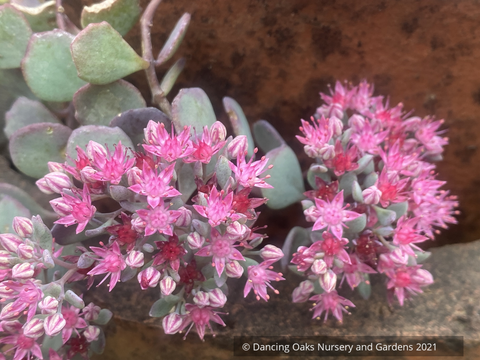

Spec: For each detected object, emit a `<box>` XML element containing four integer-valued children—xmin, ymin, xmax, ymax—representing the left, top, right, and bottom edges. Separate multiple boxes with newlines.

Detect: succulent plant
<box><xmin>0</xmin><ymin>0</ymin><xmax>305</xmax><ymax>357</ymax></box>
<box><xmin>283</xmin><ymin>80</ymin><xmax>458</xmax><ymax>322</ymax></box>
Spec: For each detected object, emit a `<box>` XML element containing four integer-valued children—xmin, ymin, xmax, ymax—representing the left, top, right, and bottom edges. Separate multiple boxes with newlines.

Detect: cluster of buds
<box><xmin>0</xmin><ymin>216</ymin><xmax>109</xmax><ymax>360</ymax></box>
<box><xmin>290</xmin><ymin>81</ymin><xmax>458</xmax><ymax>322</ymax></box>
<box><xmin>31</xmin><ymin>120</ymin><xmax>283</xmax><ymax>343</ymax></box>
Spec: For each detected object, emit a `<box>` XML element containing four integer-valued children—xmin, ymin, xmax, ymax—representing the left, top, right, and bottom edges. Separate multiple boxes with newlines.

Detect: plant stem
<box><xmin>59</xmin><ymin>268</ymin><xmax>78</xmax><ymax>285</ymax></box>
<box><xmin>55</xmin><ymin>0</ymin><xmax>66</xmax><ymax>31</ymax></box>
<box><xmin>377</xmin><ymin>234</ymin><xmax>394</xmax><ymax>250</ymax></box>
<box><xmin>53</xmin><ymin>257</ymin><xmax>77</xmax><ymax>270</ymax></box>
<box><xmin>141</xmin><ymin>0</ymin><xmax>172</xmax><ymax>118</ymax></box>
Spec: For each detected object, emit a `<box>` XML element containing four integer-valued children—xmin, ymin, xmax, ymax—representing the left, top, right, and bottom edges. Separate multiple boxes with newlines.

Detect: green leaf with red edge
<box><xmin>81</xmin><ymin>0</ymin><xmax>141</xmax><ymax>36</ymax></box>
<box><xmin>0</xmin><ymin>4</ymin><xmax>32</xmax><ymax>69</ymax></box>
<box><xmin>73</xmin><ymin>80</ymin><xmax>146</xmax><ymax>126</ymax></box>
<box><xmin>9</xmin><ymin>123</ymin><xmax>72</xmax><ymax>179</ymax></box>
<box><xmin>71</xmin><ymin>22</ymin><xmax>149</xmax><ymax>85</ymax></box>
<box><xmin>22</xmin><ymin>30</ymin><xmax>87</xmax><ymax>101</ymax></box>
<box><xmin>5</xmin><ymin>96</ymin><xmax>60</xmax><ymax>138</ymax></box>
<box><xmin>11</xmin><ymin>1</ymin><xmax>56</xmax><ymax>32</ymax></box>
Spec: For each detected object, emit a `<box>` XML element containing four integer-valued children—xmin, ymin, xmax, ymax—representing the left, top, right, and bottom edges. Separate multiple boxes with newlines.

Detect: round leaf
<box><xmin>11</xmin><ymin>1</ymin><xmax>56</xmax><ymax>32</ymax></box>
<box><xmin>73</xmin><ymin>80</ymin><xmax>146</xmax><ymax>126</ymax></box>
<box><xmin>110</xmin><ymin>107</ymin><xmax>170</xmax><ymax>150</ymax></box>
<box><xmin>71</xmin><ymin>22</ymin><xmax>149</xmax><ymax>85</ymax></box>
<box><xmin>223</xmin><ymin>97</ymin><xmax>254</xmax><ymax>157</ymax></box>
<box><xmin>261</xmin><ymin>145</ymin><xmax>305</xmax><ymax>210</ymax></box>
<box><xmin>5</xmin><ymin>96</ymin><xmax>60</xmax><ymax>138</ymax></box>
<box><xmin>66</xmin><ymin>125</ymin><xmax>134</xmax><ymax>163</ymax></box>
<box><xmin>0</xmin><ymin>194</ymin><xmax>30</xmax><ymax>233</ymax></box>
<box><xmin>9</xmin><ymin>123</ymin><xmax>72</xmax><ymax>178</ymax></box>
<box><xmin>22</xmin><ymin>30</ymin><xmax>87</xmax><ymax>101</ymax></box>
<box><xmin>81</xmin><ymin>0</ymin><xmax>141</xmax><ymax>36</ymax></box>
<box><xmin>0</xmin><ymin>183</ymin><xmax>55</xmax><ymax>221</ymax></box>
<box><xmin>171</xmin><ymin>87</ymin><xmax>216</xmax><ymax>134</ymax></box>
<box><xmin>252</xmin><ymin>120</ymin><xmax>285</xmax><ymax>154</ymax></box>
<box><xmin>0</xmin><ymin>4</ymin><xmax>32</xmax><ymax>69</ymax></box>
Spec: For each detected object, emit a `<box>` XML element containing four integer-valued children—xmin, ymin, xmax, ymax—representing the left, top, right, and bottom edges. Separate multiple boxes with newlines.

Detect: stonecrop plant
<box><xmin>0</xmin><ymin>0</ymin><xmax>294</xmax><ymax>358</ymax></box>
<box><xmin>284</xmin><ymin>81</ymin><xmax>458</xmax><ymax>322</ymax></box>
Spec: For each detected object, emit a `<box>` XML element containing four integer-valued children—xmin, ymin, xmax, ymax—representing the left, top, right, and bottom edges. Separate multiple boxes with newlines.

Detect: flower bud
<box><xmin>84</xmin><ymin>325</ymin><xmax>100</xmax><ymax>342</ymax></box>
<box><xmin>80</xmin><ymin>166</ymin><xmax>98</xmax><ymax>183</ymax></box>
<box><xmin>311</xmin><ymin>259</ymin><xmax>328</xmax><ymax>275</ymax></box>
<box><xmin>86</xmin><ymin>141</ymin><xmax>107</xmax><ymax>160</ymax></box>
<box><xmin>17</xmin><ymin>244</ymin><xmax>34</xmax><ymax>260</ymax></box>
<box><xmin>0</xmin><ymin>303</ymin><xmax>21</xmax><ymax>321</ymax></box>
<box><xmin>82</xmin><ymin>302</ymin><xmax>101</xmax><ymax>321</ymax></box>
<box><xmin>175</xmin><ymin>206</ymin><xmax>192</xmax><ymax>227</ymax></box>
<box><xmin>1</xmin><ymin>320</ymin><xmax>22</xmax><ymax>333</ymax></box>
<box><xmin>329</xmin><ymin>116</ymin><xmax>344</xmax><ymax>136</ymax></box>
<box><xmin>319</xmin><ymin>144</ymin><xmax>335</xmax><ymax>160</ymax></box>
<box><xmin>390</xmin><ymin>248</ymin><xmax>408</xmax><ymax>265</ymax></box>
<box><xmin>126</xmin><ymin>251</ymin><xmax>144</xmax><ymax>268</ymax></box>
<box><xmin>0</xmin><ymin>284</ymin><xmax>15</xmax><ymax>298</ymax></box>
<box><xmin>131</xmin><ymin>216</ymin><xmax>146</xmax><ymax>233</ymax></box>
<box><xmin>137</xmin><ymin>267</ymin><xmax>161</xmax><ymax>290</ymax></box>
<box><xmin>319</xmin><ymin>269</ymin><xmax>337</xmax><ymax>293</ymax></box>
<box><xmin>49</xmin><ymin>198</ymin><xmax>72</xmax><ymax>217</ymax></box>
<box><xmin>12</xmin><ymin>263</ymin><xmax>34</xmax><ymax>279</ymax></box>
<box><xmin>0</xmin><ymin>233</ymin><xmax>23</xmax><ymax>253</ymax></box>
<box><xmin>35</xmin><ymin>178</ymin><xmax>55</xmax><ymax>194</ymax></box>
<box><xmin>65</xmin><ymin>290</ymin><xmax>85</xmax><ymax>309</ymax></box>
<box><xmin>48</xmin><ymin>162</ymin><xmax>65</xmax><ymax>173</ymax></box>
<box><xmin>162</xmin><ymin>313</ymin><xmax>183</xmax><ymax>334</ymax></box>
<box><xmin>44</xmin><ymin>314</ymin><xmax>66</xmax><ymax>337</ymax></box>
<box><xmin>260</xmin><ymin>245</ymin><xmax>284</xmax><ymax>262</ymax></box>
<box><xmin>23</xmin><ymin>318</ymin><xmax>44</xmax><ymax>339</ymax></box>
<box><xmin>12</xmin><ymin>217</ymin><xmax>33</xmax><ymax>238</ymax></box>
<box><xmin>127</xmin><ymin>167</ymin><xmax>142</xmax><ymax>186</ymax></box>
<box><xmin>44</xmin><ymin>172</ymin><xmax>72</xmax><ymax>193</ymax></box>
<box><xmin>0</xmin><ymin>250</ymin><xmax>13</xmax><ymax>269</ymax></box>
<box><xmin>39</xmin><ymin>296</ymin><xmax>59</xmax><ymax>315</ymax></box>
<box><xmin>227</xmin><ymin>221</ymin><xmax>248</xmax><ymax>239</ymax></box>
<box><xmin>412</xmin><ymin>268</ymin><xmax>434</xmax><ymax>285</ymax></box>
<box><xmin>227</xmin><ymin>135</ymin><xmax>248</xmax><ymax>158</ymax></box>
<box><xmin>193</xmin><ymin>291</ymin><xmax>210</xmax><ymax>307</ymax></box>
<box><xmin>292</xmin><ymin>280</ymin><xmax>314</xmax><ymax>303</ymax></box>
<box><xmin>348</xmin><ymin>114</ymin><xmax>365</xmax><ymax>130</ymax></box>
<box><xmin>362</xmin><ymin>186</ymin><xmax>382</xmax><ymax>205</ymax></box>
<box><xmin>226</xmin><ymin>260</ymin><xmax>244</xmax><ymax>278</ymax></box>
<box><xmin>187</xmin><ymin>232</ymin><xmax>205</xmax><ymax>249</ymax></box>
<box><xmin>210</xmin><ymin>121</ymin><xmax>227</xmax><ymax>144</ymax></box>
<box><xmin>208</xmin><ymin>289</ymin><xmax>227</xmax><ymax>308</ymax></box>
<box><xmin>160</xmin><ymin>276</ymin><xmax>176</xmax><ymax>296</ymax></box>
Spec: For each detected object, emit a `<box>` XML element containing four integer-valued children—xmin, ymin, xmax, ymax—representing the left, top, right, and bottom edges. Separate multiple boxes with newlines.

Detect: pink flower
<box><xmin>180</xmin><ymin>304</ymin><xmax>226</xmax><ymax>340</ymax></box>
<box><xmin>386</xmin><ymin>266</ymin><xmax>433</xmax><ymax>306</ymax></box>
<box><xmin>136</xmin><ymin>203</ymin><xmax>182</xmax><ymax>236</ymax></box>
<box><xmin>184</xmin><ymin>124</ymin><xmax>226</xmax><ymax>164</ymax></box>
<box><xmin>229</xmin><ymin>152</ymin><xmax>273</xmax><ymax>189</ymax></box>
<box><xmin>317</xmin><ymin>81</ymin><xmax>353</xmax><ymax>118</ymax></box>
<box><xmin>392</xmin><ymin>217</ymin><xmax>428</xmax><ymax>256</ymax></box>
<box><xmin>193</xmin><ymin>187</ymin><xmax>242</xmax><ymax>227</ymax></box>
<box><xmin>195</xmin><ymin>228</ymin><xmax>245</xmax><ymax>277</ymax></box>
<box><xmin>244</xmin><ymin>260</ymin><xmax>285</xmax><ymax>301</ymax></box>
<box><xmin>376</xmin><ymin>169</ymin><xmax>408</xmax><ymax>207</ymax></box>
<box><xmin>0</xmin><ymin>325</ymin><xmax>43</xmax><ymax>360</ymax></box>
<box><xmin>296</xmin><ymin>116</ymin><xmax>333</xmax><ymax>158</ymax></box>
<box><xmin>305</xmin><ymin>190</ymin><xmax>361</xmax><ymax>240</ymax></box>
<box><xmin>88</xmin><ymin>241</ymin><xmax>126</xmax><ymax>292</ymax></box>
<box><xmin>51</xmin><ymin>186</ymin><xmax>96</xmax><ymax>234</ymax></box>
<box><xmin>317</xmin><ymin>232</ymin><xmax>351</xmax><ymax>267</ymax></box>
<box><xmin>128</xmin><ymin>162</ymin><xmax>181</xmax><ymax>208</ymax></box>
<box><xmin>60</xmin><ymin>304</ymin><xmax>88</xmax><ymax>344</ymax></box>
<box><xmin>342</xmin><ymin>255</ymin><xmax>376</xmax><ymax>290</ymax></box>
<box><xmin>153</xmin><ymin>234</ymin><xmax>186</xmax><ymax>272</ymax></box>
<box><xmin>350</xmin><ymin>118</ymin><xmax>388</xmax><ymax>154</ymax></box>
<box><xmin>415</xmin><ymin>118</ymin><xmax>448</xmax><ymax>156</ymax></box>
<box><xmin>143</xmin><ymin>121</ymin><xmax>194</xmax><ymax>162</ymax></box>
<box><xmin>137</xmin><ymin>267</ymin><xmax>161</xmax><ymax>290</ymax></box>
<box><xmin>85</xmin><ymin>141</ymin><xmax>134</xmax><ymax>184</ymax></box>
<box><xmin>309</xmin><ymin>290</ymin><xmax>355</xmax><ymax>322</ymax></box>
<box><xmin>324</xmin><ymin>140</ymin><xmax>359</xmax><ymax>176</ymax></box>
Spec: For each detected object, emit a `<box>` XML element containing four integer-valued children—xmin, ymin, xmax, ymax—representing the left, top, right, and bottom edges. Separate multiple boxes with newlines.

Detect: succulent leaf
<box><xmin>252</xmin><ymin>120</ymin><xmax>285</xmax><ymax>153</ymax></box>
<box><xmin>149</xmin><ymin>297</ymin><xmax>177</xmax><ymax>318</ymax></box>
<box><xmin>157</xmin><ymin>13</ymin><xmax>191</xmax><ymax>65</ymax></box>
<box><xmin>261</xmin><ymin>145</ymin><xmax>305</xmax><ymax>209</ymax></box>
<box><xmin>0</xmin><ymin>4</ymin><xmax>32</xmax><ymax>69</ymax></box>
<box><xmin>81</xmin><ymin>0</ymin><xmax>141</xmax><ymax>36</ymax></box>
<box><xmin>22</xmin><ymin>30</ymin><xmax>87</xmax><ymax>101</ymax></box>
<box><xmin>0</xmin><ymin>194</ymin><xmax>30</xmax><ymax>233</ymax></box>
<box><xmin>5</xmin><ymin>96</ymin><xmax>60</xmax><ymax>138</ymax></box>
<box><xmin>9</xmin><ymin>123</ymin><xmax>72</xmax><ymax>178</ymax></box>
<box><xmin>11</xmin><ymin>1</ymin><xmax>56</xmax><ymax>32</ymax></box>
<box><xmin>171</xmin><ymin>87</ymin><xmax>216</xmax><ymax>134</ymax></box>
<box><xmin>280</xmin><ymin>226</ymin><xmax>309</xmax><ymax>270</ymax></box>
<box><xmin>160</xmin><ymin>57</ymin><xmax>185</xmax><ymax>96</ymax></box>
<box><xmin>73</xmin><ymin>80</ymin><xmax>146</xmax><ymax>126</ymax></box>
<box><xmin>0</xmin><ymin>183</ymin><xmax>55</xmax><ymax>221</ymax></box>
<box><xmin>71</xmin><ymin>22</ymin><xmax>149</xmax><ymax>84</ymax></box>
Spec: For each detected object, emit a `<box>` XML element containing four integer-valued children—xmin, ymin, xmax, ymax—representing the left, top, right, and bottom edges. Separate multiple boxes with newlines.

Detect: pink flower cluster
<box><xmin>0</xmin><ymin>216</ymin><xmax>106</xmax><ymax>360</ymax></box>
<box><xmin>32</xmin><ymin>120</ymin><xmax>283</xmax><ymax>342</ymax></box>
<box><xmin>291</xmin><ymin>81</ymin><xmax>458</xmax><ymax>321</ymax></box>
